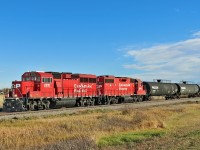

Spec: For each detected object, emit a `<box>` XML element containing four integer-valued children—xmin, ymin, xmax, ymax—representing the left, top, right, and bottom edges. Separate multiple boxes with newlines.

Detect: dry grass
<box><xmin>0</xmin><ymin>102</ymin><xmax>200</xmax><ymax>149</ymax></box>
<box><xmin>129</xmin><ymin>104</ymin><xmax>200</xmax><ymax>150</ymax></box>
<box><xmin>0</xmin><ymin>95</ymin><xmax>4</xmax><ymax>108</ymax></box>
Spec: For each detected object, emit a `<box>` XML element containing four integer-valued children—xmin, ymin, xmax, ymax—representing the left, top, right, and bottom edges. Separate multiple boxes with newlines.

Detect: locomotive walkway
<box><xmin>0</xmin><ymin>98</ymin><xmax>200</xmax><ymax>120</ymax></box>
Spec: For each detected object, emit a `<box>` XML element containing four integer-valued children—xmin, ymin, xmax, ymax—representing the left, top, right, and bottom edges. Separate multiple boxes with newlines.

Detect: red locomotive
<box><xmin>97</xmin><ymin>75</ymin><xmax>146</xmax><ymax>104</ymax></box>
<box><xmin>3</xmin><ymin>71</ymin><xmax>147</xmax><ymax>111</ymax></box>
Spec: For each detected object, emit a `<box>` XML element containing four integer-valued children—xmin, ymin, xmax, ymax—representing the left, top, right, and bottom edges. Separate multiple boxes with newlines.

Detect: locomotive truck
<box><xmin>3</xmin><ymin>71</ymin><xmax>200</xmax><ymax>112</ymax></box>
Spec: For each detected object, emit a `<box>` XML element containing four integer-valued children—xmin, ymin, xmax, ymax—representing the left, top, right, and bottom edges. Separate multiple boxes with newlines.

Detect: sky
<box><xmin>0</xmin><ymin>0</ymin><xmax>200</xmax><ymax>88</ymax></box>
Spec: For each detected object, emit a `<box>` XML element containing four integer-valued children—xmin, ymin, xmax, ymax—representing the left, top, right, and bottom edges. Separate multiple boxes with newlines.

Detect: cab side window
<box><xmin>42</xmin><ymin>77</ymin><xmax>52</xmax><ymax>83</ymax></box>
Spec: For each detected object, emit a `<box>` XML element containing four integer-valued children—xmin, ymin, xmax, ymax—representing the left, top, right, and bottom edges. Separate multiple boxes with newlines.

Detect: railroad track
<box><xmin>0</xmin><ymin>98</ymin><xmax>200</xmax><ymax>120</ymax></box>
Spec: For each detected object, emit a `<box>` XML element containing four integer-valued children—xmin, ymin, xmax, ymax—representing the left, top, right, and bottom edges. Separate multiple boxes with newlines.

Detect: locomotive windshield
<box><xmin>22</xmin><ymin>76</ymin><xmax>40</xmax><ymax>82</ymax></box>
<box><xmin>22</xmin><ymin>72</ymin><xmax>41</xmax><ymax>82</ymax></box>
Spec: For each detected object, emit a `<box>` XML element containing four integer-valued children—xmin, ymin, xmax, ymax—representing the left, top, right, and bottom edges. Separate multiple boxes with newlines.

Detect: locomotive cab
<box><xmin>133</xmin><ymin>79</ymin><xmax>146</xmax><ymax>95</ymax></box>
<box><xmin>10</xmin><ymin>72</ymin><xmax>54</xmax><ymax>99</ymax></box>
<box><xmin>4</xmin><ymin>71</ymin><xmax>54</xmax><ymax>111</ymax></box>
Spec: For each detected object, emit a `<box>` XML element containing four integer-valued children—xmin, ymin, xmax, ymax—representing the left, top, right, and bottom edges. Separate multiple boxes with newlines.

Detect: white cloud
<box><xmin>193</xmin><ymin>31</ymin><xmax>200</xmax><ymax>37</ymax></box>
<box><xmin>123</xmin><ymin>32</ymin><xmax>200</xmax><ymax>82</ymax></box>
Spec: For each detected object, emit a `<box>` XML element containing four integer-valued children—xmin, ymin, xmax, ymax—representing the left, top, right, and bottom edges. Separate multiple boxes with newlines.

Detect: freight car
<box><xmin>143</xmin><ymin>80</ymin><xmax>179</xmax><ymax>100</ymax></box>
<box><xmin>176</xmin><ymin>81</ymin><xmax>200</xmax><ymax>98</ymax></box>
<box><xmin>3</xmin><ymin>71</ymin><xmax>147</xmax><ymax>112</ymax></box>
<box><xmin>143</xmin><ymin>80</ymin><xmax>200</xmax><ymax>100</ymax></box>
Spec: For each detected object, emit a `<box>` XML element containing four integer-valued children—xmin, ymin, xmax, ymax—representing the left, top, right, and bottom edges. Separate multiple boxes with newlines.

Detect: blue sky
<box><xmin>0</xmin><ymin>0</ymin><xmax>200</xmax><ymax>88</ymax></box>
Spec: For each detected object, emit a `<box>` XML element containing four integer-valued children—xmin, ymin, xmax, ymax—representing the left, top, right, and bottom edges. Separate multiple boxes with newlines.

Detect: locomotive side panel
<box><xmin>97</xmin><ymin>75</ymin><xmax>115</xmax><ymax>96</ymax></box>
<box><xmin>97</xmin><ymin>76</ymin><xmax>135</xmax><ymax>97</ymax></box>
<box><xmin>117</xmin><ymin>77</ymin><xmax>134</xmax><ymax>96</ymax></box>
<box><xmin>71</xmin><ymin>74</ymin><xmax>97</xmax><ymax>97</ymax></box>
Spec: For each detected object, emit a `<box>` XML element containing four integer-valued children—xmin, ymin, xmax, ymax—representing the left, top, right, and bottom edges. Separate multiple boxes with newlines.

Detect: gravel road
<box><xmin>0</xmin><ymin>98</ymin><xmax>200</xmax><ymax>120</ymax></box>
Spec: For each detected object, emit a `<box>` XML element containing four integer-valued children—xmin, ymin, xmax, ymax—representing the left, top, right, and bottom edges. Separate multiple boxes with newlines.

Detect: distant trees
<box><xmin>0</xmin><ymin>88</ymin><xmax>10</xmax><ymax>95</ymax></box>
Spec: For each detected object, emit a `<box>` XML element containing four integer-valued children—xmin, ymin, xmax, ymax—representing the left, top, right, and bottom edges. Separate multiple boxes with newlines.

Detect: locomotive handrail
<box><xmin>15</xmin><ymin>87</ymin><xmax>23</xmax><ymax>98</ymax></box>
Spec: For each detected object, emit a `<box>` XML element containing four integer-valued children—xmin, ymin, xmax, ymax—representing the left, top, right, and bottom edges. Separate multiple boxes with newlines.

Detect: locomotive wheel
<box><xmin>30</xmin><ymin>101</ymin><xmax>37</xmax><ymax>111</ymax></box>
<box><xmin>91</xmin><ymin>98</ymin><xmax>95</xmax><ymax>106</ymax></box>
<box><xmin>90</xmin><ymin>100</ymin><xmax>94</xmax><ymax>106</ymax></box>
<box><xmin>118</xmin><ymin>97</ymin><xmax>125</xmax><ymax>103</ymax></box>
<box><xmin>76</xmin><ymin>99</ymin><xmax>82</xmax><ymax>107</ymax></box>
<box><xmin>42</xmin><ymin>101</ymin><xmax>50</xmax><ymax>110</ymax></box>
<box><xmin>133</xmin><ymin>97</ymin><xmax>137</xmax><ymax>102</ymax></box>
<box><xmin>113</xmin><ymin>98</ymin><xmax>118</xmax><ymax>104</ymax></box>
<box><xmin>97</xmin><ymin>99</ymin><xmax>102</xmax><ymax>105</ymax></box>
<box><xmin>43</xmin><ymin>101</ymin><xmax>49</xmax><ymax>110</ymax></box>
<box><xmin>106</xmin><ymin>99</ymin><xmax>111</xmax><ymax>105</ymax></box>
<box><xmin>29</xmin><ymin>103</ymin><xmax>34</xmax><ymax>110</ymax></box>
<box><xmin>86</xmin><ymin>99</ymin><xmax>90</xmax><ymax>106</ymax></box>
<box><xmin>77</xmin><ymin>101</ymin><xmax>81</xmax><ymax>107</ymax></box>
<box><xmin>147</xmin><ymin>96</ymin><xmax>151</xmax><ymax>101</ymax></box>
<box><xmin>138</xmin><ymin>96</ymin><xmax>143</xmax><ymax>102</ymax></box>
<box><xmin>42</xmin><ymin>105</ymin><xmax>46</xmax><ymax>110</ymax></box>
<box><xmin>115</xmin><ymin>98</ymin><xmax>119</xmax><ymax>104</ymax></box>
<box><xmin>45</xmin><ymin>101</ymin><xmax>50</xmax><ymax>110</ymax></box>
<box><xmin>81</xmin><ymin>100</ymin><xmax>85</xmax><ymax>107</ymax></box>
<box><xmin>110</xmin><ymin>98</ymin><xmax>116</xmax><ymax>104</ymax></box>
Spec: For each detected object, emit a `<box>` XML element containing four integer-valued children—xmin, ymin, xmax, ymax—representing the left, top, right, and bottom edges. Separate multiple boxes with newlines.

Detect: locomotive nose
<box><xmin>3</xmin><ymin>98</ymin><xmax>25</xmax><ymax>112</ymax></box>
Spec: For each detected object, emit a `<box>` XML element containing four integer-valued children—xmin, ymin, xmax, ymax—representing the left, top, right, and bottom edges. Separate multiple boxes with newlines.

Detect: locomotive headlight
<box><xmin>14</xmin><ymin>94</ymin><xmax>17</xmax><ymax>98</ymax></box>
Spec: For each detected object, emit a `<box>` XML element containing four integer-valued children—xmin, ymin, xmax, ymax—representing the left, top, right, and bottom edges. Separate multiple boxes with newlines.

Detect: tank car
<box><xmin>176</xmin><ymin>82</ymin><xmax>199</xmax><ymax>98</ymax></box>
<box><xmin>143</xmin><ymin>80</ymin><xmax>179</xmax><ymax>100</ymax></box>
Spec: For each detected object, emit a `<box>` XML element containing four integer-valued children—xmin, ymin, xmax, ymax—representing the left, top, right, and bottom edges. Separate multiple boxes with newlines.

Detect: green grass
<box><xmin>184</xmin><ymin>130</ymin><xmax>200</xmax><ymax>137</ymax></box>
<box><xmin>98</xmin><ymin>130</ymin><xmax>165</xmax><ymax>147</ymax></box>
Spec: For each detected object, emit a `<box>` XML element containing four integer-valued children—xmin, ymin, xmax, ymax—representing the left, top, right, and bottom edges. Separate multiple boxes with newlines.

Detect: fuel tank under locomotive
<box><xmin>143</xmin><ymin>82</ymin><xmax>179</xmax><ymax>99</ymax></box>
<box><xmin>176</xmin><ymin>83</ymin><xmax>199</xmax><ymax>97</ymax></box>
<box><xmin>49</xmin><ymin>98</ymin><xmax>77</xmax><ymax>108</ymax></box>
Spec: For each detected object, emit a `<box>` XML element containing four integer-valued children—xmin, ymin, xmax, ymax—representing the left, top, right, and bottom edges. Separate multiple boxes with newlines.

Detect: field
<box><xmin>0</xmin><ymin>101</ymin><xmax>200</xmax><ymax>150</ymax></box>
<box><xmin>0</xmin><ymin>95</ymin><xmax>4</xmax><ymax>108</ymax></box>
